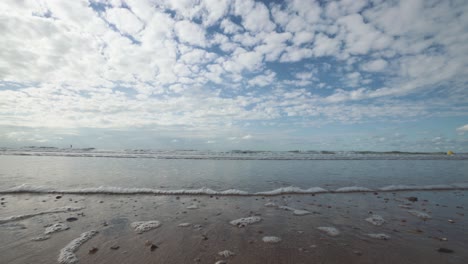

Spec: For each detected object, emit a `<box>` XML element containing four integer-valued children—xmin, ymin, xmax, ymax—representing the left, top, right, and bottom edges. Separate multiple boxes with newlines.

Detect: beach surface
<box><xmin>1</xmin><ymin>190</ymin><xmax>467</xmax><ymax>264</ymax></box>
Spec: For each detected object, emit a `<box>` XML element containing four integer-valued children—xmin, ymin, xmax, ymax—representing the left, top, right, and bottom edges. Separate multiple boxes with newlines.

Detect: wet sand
<box><xmin>1</xmin><ymin>190</ymin><xmax>467</xmax><ymax>264</ymax></box>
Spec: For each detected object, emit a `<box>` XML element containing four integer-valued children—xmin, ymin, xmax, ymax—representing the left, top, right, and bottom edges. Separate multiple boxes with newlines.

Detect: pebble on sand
<box><xmin>367</xmin><ymin>233</ymin><xmax>390</xmax><ymax>240</ymax></box>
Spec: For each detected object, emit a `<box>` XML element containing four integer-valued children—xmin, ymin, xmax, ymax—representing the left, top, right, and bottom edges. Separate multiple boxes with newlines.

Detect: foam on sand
<box><xmin>365</xmin><ymin>214</ymin><xmax>385</xmax><ymax>226</ymax></box>
<box><xmin>367</xmin><ymin>233</ymin><xmax>391</xmax><ymax>240</ymax></box>
<box><xmin>229</xmin><ymin>216</ymin><xmax>262</xmax><ymax>227</ymax></box>
<box><xmin>262</xmin><ymin>236</ymin><xmax>282</xmax><ymax>243</ymax></box>
<box><xmin>218</xmin><ymin>250</ymin><xmax>235</xmax><ymax>258</ymax></box>
<box><xmin>186</xmin><ymin>204</ymin><xmax>199</xmax><ymax>209</ymax></box>
<box><xmin>407</xmin><ymin>210</ymin><xmax>431</xmax><ymax>220</ymax></box>
<box><xmin>178</xmin><ymin>223</ymin><xmax>191</xmax><ymax>227</ymax></box>
<box><xmin>131</xmin><ymin>221</ymin><xmax>161</xmax><ymax>233</ymax></box>
<box><xmin>0</xmin><ymin>206</ymin><xmax>84</xmax><ymax>224</ymax></box>
<box><xmin>58</xmin><ymin>230</ymin><xmax>98</xmax><ymax>264</ymax></box>
<box><xmin>31</xmin><ymin>235</ymin><xmax>51</xmax><ymax>241</ymax></box>
<box><xmin>317</xmin><ymin>227</ymin><xmax>340</xmax><ymax>236</ymax></box>
<box><xmin>278</xmin><ymin>206</ymin><xmax>311</xmax><ymax>216</ymax></box>
<box><xmin>45</xmin><ymin>223</ymin><xmax>70</xmax><ymax>235</ymax></box>
<box><xmin>264</xmin><ymin>202</ymin><xmax>277</xmax><ymax>207</ymax></box>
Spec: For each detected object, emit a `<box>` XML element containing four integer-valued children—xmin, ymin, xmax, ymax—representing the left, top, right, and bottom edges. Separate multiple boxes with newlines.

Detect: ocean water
<box><xmin>1</xmin><ymin>148</ymin><xmax>467</xmax><ymax>194</ymax></box>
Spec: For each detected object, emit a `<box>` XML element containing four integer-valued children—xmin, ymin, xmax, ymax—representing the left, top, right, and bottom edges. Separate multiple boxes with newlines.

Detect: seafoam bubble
<box><xmin>31</xmin><ymin>235</ymin><xmax>51</xmax><ymax>241</ymax></box>
<box><xmin>367</xmin><ymin>233</ymin><xmax>390</xmax><ymax>240</ymax></box>
<box><xmin>229</xmin><ymin>216</ymin><xmax>262</xmax><ymax>227</ymax></box>
<box><xmin>58</xmin><ymin>230</ymin><xmax>98</xmax><ymax>264</ymax></box>
<box><xmin>131</xmin><ymin>221</ymin><xmax>161</xmax><ymax>233</ymax></box>
<box><xmin>262</xmin><ymin>236</ymin><xmax>282</xmax><ymax>243</ymax></box>
<box><xmin>278</xmin><ymin>206</ymin><xmax>311</xmax><ymax>216</ymax></box>
<box><xmin>407</xmin><ymin>210</ymin><xmax>431</xmax><ymax>220</ymax></box>
<box><xmin>317</xmin><ymin>227</ymin><xmax>340</xmax><ymax>236</ymax></box>
<box><xmin>365</xmin><ymin>214</ymin><xmax>385</xmax><ymax>226</ymax></box>
<box><xmin>45</xmin><ymin>223</ymin><xmax>69</xmax><ymax>235</ymax></box>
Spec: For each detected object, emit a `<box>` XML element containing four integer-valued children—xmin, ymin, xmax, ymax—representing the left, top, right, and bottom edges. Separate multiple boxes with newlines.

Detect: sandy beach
<box><xmin>1</xmin><ymin>190</ymin><xmax>467</xmax><ymax>264</ymax></box>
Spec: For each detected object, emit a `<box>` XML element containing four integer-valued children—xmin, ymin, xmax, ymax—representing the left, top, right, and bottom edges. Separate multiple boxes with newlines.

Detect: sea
<box><xmin>1</xmin><ymin>147</ymin><xmax>467</xmax><ymax>195</ymax></box>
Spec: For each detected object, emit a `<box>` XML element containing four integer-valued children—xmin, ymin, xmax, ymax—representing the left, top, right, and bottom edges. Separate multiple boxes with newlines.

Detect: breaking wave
<box><xmin>1</xmin><ymin>183</ymin><xmax>467</xmax><ymax>197</ymax></box>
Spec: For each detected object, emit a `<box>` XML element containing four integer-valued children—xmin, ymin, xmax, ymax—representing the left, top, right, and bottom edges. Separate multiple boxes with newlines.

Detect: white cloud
<box><xmin>105</xmin><ymin>7</ymin><xmax>144</xmax><ymax>36</ymax></box>
<box><xmin>234</xmin><ymin>0</ymin><xmax>275</xmax><ymax>33</ymax></box>
<box><xmin>361</xmin><ymin>59</ymin><xmax>388</xmax><ymax>72</ymax></box>
<box><xmin>174</xmin><ymin>20</ymin><xmax>207</xmax><ymax>47</ymax></box>
<box><xmin>457</xmin><ymin>124</ymin><xmax>468</xmax><ymax>133</ymax></box>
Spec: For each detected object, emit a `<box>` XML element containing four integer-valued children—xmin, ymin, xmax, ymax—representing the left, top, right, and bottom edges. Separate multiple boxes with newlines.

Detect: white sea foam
<box><xmin>264</xmin><ymin>202</ymin><xmax>277</xmax><ymax>207</ymax></box>
<box><xmin>178</xmin><ymin>223</ymin><xmax>191</xmax><ymax>227</ymax></box>
<box><xmin>58</xmin><ymin>230</ymin><xmax>98</xmax><ymax>264</ymax></box>
<box><xmin>31</xmin><ymin>235</ymin><xmax>51</xmax><ymax>241</ymax></box>
<box><xmin>45</xmin><ymin>223</ymin><xmax>69</xmax><ymax>235</ymax></box>
<box><xmin>407</xmin><ymin>210</ymin><xmax>431</xmax><ymax>220</ymax></box>
<box><xmin>0</xmin><ymin>206</ymin><xmax>84</xmax><ymax>224</ymax></box>
<box><xmin>1</xmin><ymin>183</ymin><xmax>467</xmax><ymax>197</ymax></box>
<box><xmin>230</xmin><ymin>216</ymin><xmax>262</xmax><ymax>227</ymax></box>
<box><xmin>317</xmin><ymin>227</ymin><xmax>340</xmax><ymax>236</ymax></box>
<box><xmin>186</xmin><ymin>204</ymin><xmax>199</xmax><ymax>209</ymax></box>
<box><xmin>218</xmin><ymin>250</ymin><xmax>235</xmax><ymax>257</ymax></box>
<box><xmin>335</xmin><ymin>186</ymin><xmax>373</xmax><ymax>192</ymax></box>
<box><xmin>367</xmin><ymin>233</ymin><xmax>390</xmax><ymax>240</ymax></box>
<box><xmin>256</xmin><ymin>186</ymin><xmax>328</xmax><ymax>195</ymax></box>
<box><xmin>365</xmin><ymin>215</ymin><xmax>385</xmax><ymax>226</ymax></box>
<box><xmin>278</xmin><ymin>206</ymin><xmax>310</xmax><ymax>216</ymax></box>
<box><xmin>131</xmin><ymin>221</ymin><xmax>161</xmax><ymax>233</ymax></box>
<box><xmin>262</xmin><ymin>236</ymin><xmax>282</xmax><ymax>243</ymax></box>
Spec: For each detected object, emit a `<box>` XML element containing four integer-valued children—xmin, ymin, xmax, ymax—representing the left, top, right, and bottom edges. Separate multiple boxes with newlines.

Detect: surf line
<box><xmin>1</xmin><ymin>184</ymin><xmax>467</xmax><ymax>197</ymax></box>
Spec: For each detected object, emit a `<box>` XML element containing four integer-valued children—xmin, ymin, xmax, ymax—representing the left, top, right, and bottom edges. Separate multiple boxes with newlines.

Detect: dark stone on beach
<box><xmin>438</xmin><ymin>248</ymin><xmax>454</xmax><ymax>253</ymax></box>
<box><xmin>88</xmin><ymin>247</ymin><xmax>98</xmax><ymax>254</ymax></box>
<box><xmin>66</xmin><ymin>217</ymin><xmax>78</xmax><ymax>222</ymax></box>
<box><xmin>407</xmin><ymin>197</ymin><xmax>418</xmax><ymax>202</ymax></box>
<box><xmin>56</xmin><ymin>195</ymin><xmax>62</xmax><ymax>199</ymax></box>
<box><xmin>150</xmin><ymin>244</ymin><xmax>158</xmax><ymax>251</ymax></box>
<box><xmin>202</xmin><ymin>235</ymin><xmax>208</xmax><ymax>240</ymax></box>
<box><xmin>110</xmin><ymin>245</ymin><xmax>120</xmax><ymax>250</ymax></box>
<box><xmin>353</xmin><ymin>250</ymin><xmax>363</xmax><ymax>256</ymax></box>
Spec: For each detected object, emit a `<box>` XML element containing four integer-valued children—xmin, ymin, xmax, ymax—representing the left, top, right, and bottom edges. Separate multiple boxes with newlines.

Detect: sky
<box><xmin>0</xmin><ymin>0</ymin><xmax>467</xmax><ymax>152</ymax></box>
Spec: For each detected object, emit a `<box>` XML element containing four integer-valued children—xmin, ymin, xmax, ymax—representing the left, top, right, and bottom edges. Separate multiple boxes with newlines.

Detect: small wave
<box><xmin>1</xmin><ymin>183</ymin><xmax>467</xmax><ymax>197</ymax></box>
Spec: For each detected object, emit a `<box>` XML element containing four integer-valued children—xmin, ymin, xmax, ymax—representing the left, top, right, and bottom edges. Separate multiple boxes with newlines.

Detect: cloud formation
<box><xmin>0</xmin><ymin>0</ymin><xmax>467</xmax><ymax>150</ymax></box>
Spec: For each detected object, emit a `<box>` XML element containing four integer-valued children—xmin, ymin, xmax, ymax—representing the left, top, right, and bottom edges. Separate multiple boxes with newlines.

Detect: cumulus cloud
<box><xmin>361</xmin><ymin>59</ymin><xmax>388</xmax><ymax>72</ymax></box>
<box><xmin>457</xmin><ymin>125</ymin><xmax>468</xmax><ymax>133</ymax></box>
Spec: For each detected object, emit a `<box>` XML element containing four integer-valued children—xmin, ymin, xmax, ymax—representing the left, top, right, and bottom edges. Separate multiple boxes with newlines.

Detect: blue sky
<box><xmin>0</xmin><ymin>0</ymin><xmax>467</xmax><ymax>151</ymax></box>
